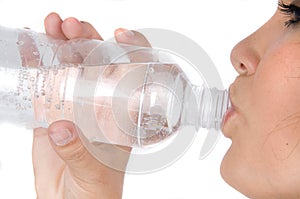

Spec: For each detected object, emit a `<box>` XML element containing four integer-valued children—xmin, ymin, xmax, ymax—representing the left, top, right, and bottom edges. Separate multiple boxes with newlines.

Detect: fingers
<box><xmin>114</xmin><ymin>28</ymin><xmax>153</xmax><ymax>63</ymax></box>
<box><xmin>61</xmin><ymin>18</ymin><xmax>103</xmax><ymax>40</ymax></box>
<box><xmin>115</xmin><ymin>28</ymin><xmax>151</xmax><ymax>47</ymax></box>
<box><xmin>44</xmin><ymin>12</ymin><xmax>104</xmax><ymax>65</ymax></box>
<box><xmin>45</xmin><ymin>13</ymin><xmax>149</xmax><ymax>47</ymax></box>
<box><xmin>44</xmin><ymin>12</ymin><xmax>68</xmax><ymax>40</ymax></box>
<box><xmin>45</xmin><ymin>12</ymin><xmax>103</xmax><ymax>40</ymax></box>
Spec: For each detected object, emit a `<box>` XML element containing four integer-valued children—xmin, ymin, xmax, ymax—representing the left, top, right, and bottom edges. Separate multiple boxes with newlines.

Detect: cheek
<box><xmin>250</xmin><ymin>44</ymin><xmax>300</xmax><ymax>131</ymax></box>
<box><xmin>252</xmin><ymin>44</ymin><xmax>300</xmax><ymax>155</ymax></box>
<box><xmin>265</xmin><ymin>121</ymin><xmax>300</xmax><ymax>160</ymax></box>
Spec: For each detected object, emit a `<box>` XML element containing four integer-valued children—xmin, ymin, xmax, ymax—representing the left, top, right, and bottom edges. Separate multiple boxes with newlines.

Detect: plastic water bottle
<box><xmin>0</xmin><ymin>25</ymin><xmax>230</xmax><ymax>149</ymax></box>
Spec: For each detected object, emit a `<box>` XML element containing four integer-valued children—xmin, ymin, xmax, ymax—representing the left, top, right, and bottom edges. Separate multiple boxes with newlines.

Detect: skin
<box><xmin>32</xmin><ymin>12</ymin><xmax>151</xmax><ymax>199</ymax></box>
<box><xmin>221</xmin><ymin>0</ymin><xmax>300</xmax><ymax>198</ymax></box>
<box><xmin>34</xmin><ymin>0</ymin><xmax>300</xmax><ymax>198</ymax></box>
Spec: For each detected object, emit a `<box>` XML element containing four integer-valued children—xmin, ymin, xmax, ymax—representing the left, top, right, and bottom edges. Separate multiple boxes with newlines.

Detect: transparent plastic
<box><xmin>0</xmin><ymin>26</ymin><xmax>230</xmax><ymax>149</ymax></box>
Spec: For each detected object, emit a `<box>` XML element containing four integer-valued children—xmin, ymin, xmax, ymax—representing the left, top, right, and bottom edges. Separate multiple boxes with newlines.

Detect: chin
<box><xmin>220</xmin><ymin>145</ymin><xmax>252</xmax><ymax>198</ymax></box>
<box><xmin>220</xmin><ymin>146</ymin><xmax>277</xmax><ymax>199</ymax></box>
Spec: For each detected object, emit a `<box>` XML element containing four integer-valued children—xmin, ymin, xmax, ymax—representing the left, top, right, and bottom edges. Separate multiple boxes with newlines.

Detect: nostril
<box><xmin>238</xmin><ymin>63</ymin><xmax>248</xmax><ymax>75</ymax></box>
<box><xmin>230</xmin><ymin>35</ymin><xmax>260</xmax><ymax>76</ymax></box>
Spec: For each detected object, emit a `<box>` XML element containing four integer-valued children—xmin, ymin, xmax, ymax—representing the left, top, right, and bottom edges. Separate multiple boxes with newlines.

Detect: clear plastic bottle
<box><xmin>0</xmin><ymin>25</ymin><xmax>230</xmax><ymax>149</ymax></box>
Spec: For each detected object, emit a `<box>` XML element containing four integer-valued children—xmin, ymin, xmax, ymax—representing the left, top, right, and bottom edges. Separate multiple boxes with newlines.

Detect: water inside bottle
<box><xmin>70</xmin><ymin>63</ymin><xmax>184</xmax><ymax>147</ymax></box>
<box><xmin>0</xmin><ymin>63</ymin><xmax>188</xmax><ymax>147</ymax></box>
<box><xmin>0</xmin><ymin>66</ymin><xmax>35</xmax><ymax>125</ymax></box>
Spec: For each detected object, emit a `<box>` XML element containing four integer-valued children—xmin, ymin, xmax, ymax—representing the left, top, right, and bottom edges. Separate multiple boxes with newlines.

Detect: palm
<box><xmin>32</xmin><ymin>128</ymin><xmax>97</xmax><ymax>198</ymax></box>
<box><xmin>33</xmin><ymin>128</ymin><xmax>66</xmax><ymax>198</ymax></box>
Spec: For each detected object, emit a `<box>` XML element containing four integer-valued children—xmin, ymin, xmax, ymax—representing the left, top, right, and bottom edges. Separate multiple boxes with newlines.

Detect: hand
<box><xmin>32</xmin><ymin>12</ymin><xmax>151</xmax><ymax>199</ymax></box>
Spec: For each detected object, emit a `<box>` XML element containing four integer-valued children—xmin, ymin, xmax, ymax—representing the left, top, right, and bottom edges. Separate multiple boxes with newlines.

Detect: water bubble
<box><xmin>30</xmin><ymin>76</ymin><xmax>35</xmax><ymax>82</ymax></box>
<box><xmin>33</xmin><ymin>51</ymin><xmax>39</xmax><ymax>56</ymax></box>
<box><xmin>16</xmin><ymin>41</ymin><xmax>24</xmax><ymax>46</ymax></box>
<box><xmin>17</xmin><ymin>104</ymin><xmax>26</xmax><ymax>111</ymax></box>
<box><xmin>15</xmin><ymin>103</ymin><xmax>21</xmax><ymax>109</ymax></box>
<box><xmin>55</xmin><ymin>104</ymin><xmax>60</xmax><ymax>110</ymax></box>
<box><xmin>59</xmin><ymin>65</ymin><xmax>66</xmax><ymax>70</ymax></box>
<box><xmin>40</xmin><ymin>42</ymin><xmax>46</xmax><ymax>47</ymax></box>
<box><xmin>22</xmin><ymin>74</ymin><xmax>28</xmax><ymax>80</ymax></box>
<box><xmin>40</xmin><ymin>89</ymin><xmax>46</xmax><ymax>96</ymax></box>
<box><xmin>149</xmin><ymin>67</ymin><xmax>155</xmax><ymax>73</ymax></box>
<box><xmin>34</xmin><ymin>92</ymin><xmax>39</xmax><ymax>98</ymax></box>
<box><xmin>53</xmin><ymin>69</ymin><xmax>58</xmax><ymax>75</ymax></box>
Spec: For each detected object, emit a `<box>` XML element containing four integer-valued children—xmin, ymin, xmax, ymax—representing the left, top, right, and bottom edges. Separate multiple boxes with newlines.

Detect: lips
<box><xmin>221</xmin><ymin>84</ymin><xmax>238</xmax><ymax>136</ymax></box>
<box><xmin>222</xmin><ymin>107</ymin><xmax>236</xmax><ymax>127</ymax></box>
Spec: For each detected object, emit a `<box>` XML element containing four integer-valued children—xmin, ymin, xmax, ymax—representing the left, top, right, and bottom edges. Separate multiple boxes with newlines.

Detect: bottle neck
<box><xmin>193</xmin><ymin>87</ymin><xmax>230</xmax><ymax>130</ymax></box>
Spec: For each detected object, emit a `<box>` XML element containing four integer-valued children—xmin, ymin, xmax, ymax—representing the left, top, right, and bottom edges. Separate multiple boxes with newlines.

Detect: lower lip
<box><xmin>222</xmin><ymin>107</ymin><xmax>236</xmax><ymax>128</ymax></box>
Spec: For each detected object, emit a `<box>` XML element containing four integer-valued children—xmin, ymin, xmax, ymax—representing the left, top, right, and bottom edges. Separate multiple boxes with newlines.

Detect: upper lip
<box><xmin>228</xmin><ymin>83</ymin><xmax>238</xmax><ymax>112</ymax></box>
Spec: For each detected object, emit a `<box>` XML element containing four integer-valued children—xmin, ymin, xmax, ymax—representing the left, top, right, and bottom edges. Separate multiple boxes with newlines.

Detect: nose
<box><xmin>230</xmin><ymin>34</ymin><xmax>260</xmax><ymax>76</ymax></box>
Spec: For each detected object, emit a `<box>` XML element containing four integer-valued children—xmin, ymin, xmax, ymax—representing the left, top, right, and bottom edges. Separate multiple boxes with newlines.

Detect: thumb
<box><xmin>48</xmin><ymin>120</ymin><xmax>128</xmax><ymax>198</ymax></box>
<box><xmin>48</xmin><ymin>121</ymin><xmax>100</xmax><ymax>174</ymax></box>
<box><xmin>48</xmin><ymin>120</ymin><xmax>129</xmax><ymax>181</ymax></box>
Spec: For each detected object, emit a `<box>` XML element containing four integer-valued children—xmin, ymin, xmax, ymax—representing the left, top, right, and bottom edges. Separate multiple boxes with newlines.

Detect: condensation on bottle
<box><xmin>0</xmin><ymin>25</ymin><xmax>230</xmax><ymax>150</ymax></box>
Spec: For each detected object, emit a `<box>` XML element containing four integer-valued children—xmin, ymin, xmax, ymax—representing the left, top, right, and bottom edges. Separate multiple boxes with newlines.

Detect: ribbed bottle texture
<box><xmin>0</xmin><ymin>25</ymin><xmax>230</xmax><ymax>150</ymax></box>
<box><xmin>195</xmin><ymin>87</ymin><xmax>230</xmax><ymax>130</ymax></box>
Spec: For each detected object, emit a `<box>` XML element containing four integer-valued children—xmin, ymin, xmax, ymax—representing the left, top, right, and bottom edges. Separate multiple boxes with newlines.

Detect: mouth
<box><xmin>221</xmin><ymin>85</ymin><xmax>238</xmax><ymax>136</ymax></box>
<box><xmin>222</xmin><ymin>107</ymin><xmax>236</xmax><ymax>128</ymax></box>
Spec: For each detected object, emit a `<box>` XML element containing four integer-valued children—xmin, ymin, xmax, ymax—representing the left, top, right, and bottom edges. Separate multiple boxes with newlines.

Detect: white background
<box><xmin>0</xmin><ymin>0</ymin><xmax>276</xmax><ymax>198</ymax></box>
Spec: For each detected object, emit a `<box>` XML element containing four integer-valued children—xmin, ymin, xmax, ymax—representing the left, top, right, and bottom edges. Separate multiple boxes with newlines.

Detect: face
<box><xmin>221</xmin><ymin>0</ymin><xmax>300</xmax><ymax>198</ymax></box>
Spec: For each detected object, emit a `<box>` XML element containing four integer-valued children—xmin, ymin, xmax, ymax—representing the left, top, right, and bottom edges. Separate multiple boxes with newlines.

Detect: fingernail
<box><xmin>49</xmin><ymin>128</ymin><xmax>74</xmax><ymax>146</ymax></box>
<box><xmin>117</xmin><ymin>28</ymin><xmax>135</xmax><ymax>38</ymax></box>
